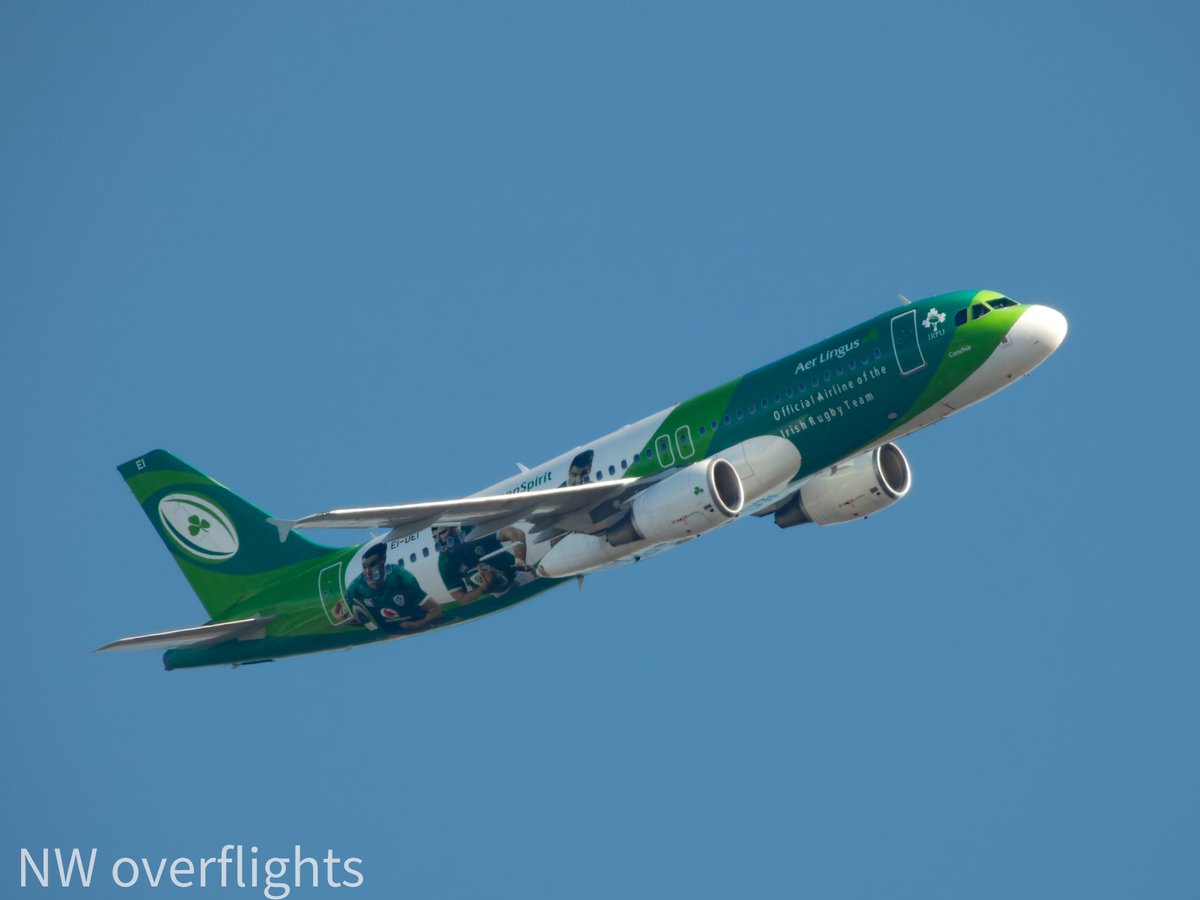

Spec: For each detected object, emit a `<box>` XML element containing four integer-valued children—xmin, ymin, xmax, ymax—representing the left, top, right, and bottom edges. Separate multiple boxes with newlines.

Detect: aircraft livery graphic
<box><xmin>104</xmin><ymin>290</ymin><xmax>1067</xmax><ymax>669</ymax></box>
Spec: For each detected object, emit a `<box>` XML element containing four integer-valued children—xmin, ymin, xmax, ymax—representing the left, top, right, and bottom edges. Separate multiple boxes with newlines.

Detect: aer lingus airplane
<box><xmin>104</xmin><ymin>290</ymin><xmax>1066</xmax><ymax>670</ymax></box>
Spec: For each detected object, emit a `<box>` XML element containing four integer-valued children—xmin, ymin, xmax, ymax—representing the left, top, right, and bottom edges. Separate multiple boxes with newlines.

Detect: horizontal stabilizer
<box><xmin>96</xmin><ymin>615</ymin><xmax>275</xmax><ymax>653</ymax></box>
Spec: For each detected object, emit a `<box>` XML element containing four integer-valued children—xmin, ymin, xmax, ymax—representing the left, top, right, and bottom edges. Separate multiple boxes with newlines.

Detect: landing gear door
<box><xmin>891</xmin><ymin>309</ymin><xmax>927</xmax><ymax>376</ymax></box>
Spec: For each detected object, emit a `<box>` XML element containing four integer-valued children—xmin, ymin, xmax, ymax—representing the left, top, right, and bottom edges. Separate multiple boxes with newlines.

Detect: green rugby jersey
<box><xmin>346</xmin><ymin>564</ymin><xmax>429</xmax><ymax>629</ymax></box>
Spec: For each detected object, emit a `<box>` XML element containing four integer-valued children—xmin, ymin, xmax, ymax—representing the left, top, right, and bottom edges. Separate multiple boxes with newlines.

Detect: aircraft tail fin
<box><xmin>118</xmin><ymin>450</ymin><xmax>334</xmax><ymax>619</ymax></box>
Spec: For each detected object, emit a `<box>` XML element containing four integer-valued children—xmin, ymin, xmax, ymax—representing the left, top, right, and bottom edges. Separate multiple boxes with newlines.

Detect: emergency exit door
<box><xmin>891</xmin><ymin>309</ymin><xmax>927</xmax><ymax>375</ymax></box>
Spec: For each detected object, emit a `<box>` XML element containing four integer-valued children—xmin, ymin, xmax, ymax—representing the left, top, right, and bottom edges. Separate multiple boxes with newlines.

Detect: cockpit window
<box><xmin>956</xmin><ymin>297</ymin><xmax>1016</xmax><ymax>326</ymax></box>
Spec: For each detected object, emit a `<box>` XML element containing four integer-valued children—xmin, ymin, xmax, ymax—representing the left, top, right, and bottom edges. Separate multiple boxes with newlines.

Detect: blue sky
<box><xmin>2</xmin><ymin>2</ymin><xmax>1197</xmax><ymax>898</ymax></box>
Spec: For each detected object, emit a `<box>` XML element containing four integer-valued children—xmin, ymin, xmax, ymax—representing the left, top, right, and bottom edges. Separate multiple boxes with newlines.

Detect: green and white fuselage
<box><xmin>110</xmin><ymin>290</ymin><xmax>1067</xmax><ymax>670</ymax></box>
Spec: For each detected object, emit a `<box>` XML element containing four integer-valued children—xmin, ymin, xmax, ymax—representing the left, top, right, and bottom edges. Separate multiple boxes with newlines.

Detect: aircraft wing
<box><xmin>288</xmin><ymin>477</ymin><xmax>658</xmax><ymax>543</ymax></box>
<box><xmin>96</xmin><ymin>615</ymin><xmax>275</xmax><ymax>653</ymax></box>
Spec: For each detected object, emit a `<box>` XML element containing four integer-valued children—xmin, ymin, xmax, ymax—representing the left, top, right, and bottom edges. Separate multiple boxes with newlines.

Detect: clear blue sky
<box><xmin>3</xmin><ymin>2</ymin><xmax>1196</xmax><ymax>898</ymax></box>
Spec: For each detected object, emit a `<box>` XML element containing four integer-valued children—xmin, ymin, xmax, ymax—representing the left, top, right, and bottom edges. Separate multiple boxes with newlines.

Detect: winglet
<box><xmin>266</xmin><ymin>518</ymin><xmax>294</xmax><ymax>543</ymax></box>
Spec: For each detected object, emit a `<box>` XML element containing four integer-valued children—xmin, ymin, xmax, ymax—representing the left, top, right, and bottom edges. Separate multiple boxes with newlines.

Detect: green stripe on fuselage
<box><xmin>623</xmin><ymin>379</ymin><xmax>742</xmax><ymax>479</ymax></box>
<box><xmin>882</xmin><ymin>300</ymin><xmax>1024</xmax><ymax>435</ymax></box>
<box><xmin>629</xmin><ymin>291</ymin><xmax>990</xmax><ymax>483</ymax></box>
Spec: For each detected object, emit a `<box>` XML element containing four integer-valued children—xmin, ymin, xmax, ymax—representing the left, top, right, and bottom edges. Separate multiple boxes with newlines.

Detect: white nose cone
<box><xmin>1008</xmin><ymin>304</ymin><xmax>1068</xmax><ymax>373</ymax></box>
<box><xmin>1021</xmin><ymin>304</ymin><xmax>1068</xmax><ymax>353</ymax></box>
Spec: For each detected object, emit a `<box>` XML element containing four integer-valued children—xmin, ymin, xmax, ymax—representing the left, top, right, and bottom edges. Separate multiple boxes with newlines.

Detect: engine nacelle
<box><xmin>719</xmin><ymin>435</ymin><xmax>803</xmax><ymax>505</ymax></box>
<box><xmin>536</xmin><ymin>458</ymin><xmax>744</xmax><ymax>578</ymax></box>
<box><xmin>773</xmin><ymin>443</ymin><xmax>911</xmax><ymax>528</ymax></box>
<box><xmin>607</xmin><ymin>456</ymin><xmax>744</xmax><ymax>545</ymax></box>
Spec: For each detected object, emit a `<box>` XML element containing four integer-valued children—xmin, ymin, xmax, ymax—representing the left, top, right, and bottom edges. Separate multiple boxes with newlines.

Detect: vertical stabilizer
<box><xmin>118</xmin><ymin>450</ymin><xmax>333</xmax><ymax>619</ymax></box>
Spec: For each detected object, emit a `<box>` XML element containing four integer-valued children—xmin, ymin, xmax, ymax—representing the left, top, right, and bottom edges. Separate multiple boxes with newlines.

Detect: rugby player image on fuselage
<box><xmin>434</xmin><ymin>524</ymin><xmax>534</xmax><ymax>608</ymax></box>
<box><xmin>543</xmin><ymin>449</ymin><xmax>597</xmax><ymax>551</ymax></box>
<box><xmin>338</xmin><ymin>543</ymin><xmax>443</xmax><ymax>633</ymax></box>
<box><xmin>560</xmin><ymin>449</ymin><xmax>594</xmax><ymax>487</ymax></box>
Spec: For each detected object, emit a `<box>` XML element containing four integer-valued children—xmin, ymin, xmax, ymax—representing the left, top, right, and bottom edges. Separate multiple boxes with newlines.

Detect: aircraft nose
<box><xmin>1009</xmin><ymin>304</ymin><xmax>1068</xmax><ymax>368</ymax></box>
<box><xmin>1023</xmin><ymin>304</ymin><xmax>1068</xmax><ymax>351</ymax></box>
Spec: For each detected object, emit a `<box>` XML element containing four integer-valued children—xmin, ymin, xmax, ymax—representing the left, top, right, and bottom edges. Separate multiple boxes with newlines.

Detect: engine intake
<box><xmin>606</xmin><ymin>457</ymin><xmax>744</xmax><ymax>546</ymax></box>
<box><xmin>774</xmin><ymin>443</ymin><xmax>911</xmax><ymax>528</ymax></box>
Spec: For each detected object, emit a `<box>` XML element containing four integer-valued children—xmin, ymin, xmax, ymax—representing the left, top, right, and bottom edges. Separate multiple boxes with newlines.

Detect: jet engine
<box><xmin>772</xmin><ymin>443</ymin><xmax>911</xmax><ymax>528</ymax></box>
<box><xmin>606</xmin><ymin>456</ymin><xmax>744</xmax><ymax>545</ymax></box>
<box><xmin>536</xmin><ymin>458</ymin><xmax>744</xmax><ymax>578</ymax></box>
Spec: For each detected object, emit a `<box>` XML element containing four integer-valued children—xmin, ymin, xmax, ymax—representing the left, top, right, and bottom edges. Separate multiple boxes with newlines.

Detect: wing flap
<box><xmin>96</xmin><ymin>615</ymin><xmax>276</xmax><ymax>653</ymax></box>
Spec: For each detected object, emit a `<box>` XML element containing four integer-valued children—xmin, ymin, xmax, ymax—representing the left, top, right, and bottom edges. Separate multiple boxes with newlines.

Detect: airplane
<box><xmin>103</xmin><ymin>290</ymin><xmax>1067</xmax><ymax>670</ymax></box>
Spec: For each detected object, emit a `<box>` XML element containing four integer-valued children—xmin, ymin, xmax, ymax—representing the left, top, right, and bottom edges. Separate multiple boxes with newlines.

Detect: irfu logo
<box><xmin>923</xmin><ymin>307</ymin><xmax>947</xmax><ymax>341</ymax></box>
<box><xmin>693</xmin><ymin>486</ymin><xmax>704</xmax><ymax>495</ymax></box>
<box><xmin>187</xmin><ymin>515</ymin><xmax>211</xmax><ymax>537</ymax></box>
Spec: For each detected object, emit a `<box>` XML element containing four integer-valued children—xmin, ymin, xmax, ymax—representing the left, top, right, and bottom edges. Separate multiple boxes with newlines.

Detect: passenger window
<box><xmin>810</xmin><ymin>376</ymin><xmax>819</xmax><ymax>388</ymax></box>
<box><xmin>749</xmin><ymin>403</ymin><xmax>756</xmax><ymax>414</ymax></box>
<box><xmin>711</xmin><ymin>420</ymin><xmax>718</xmax><ymax>431</ymax></box>
<box><xmin>873</xmin><ymin>348</ymin><xmax>882</xmax><ymax>360</ymax></box>
<box><xmin>633</xmin><ymin>452</ymin><xmax>640</xmax><ymax>463</ymax></box>
<box><xmin>848</xmin><ymin>358</ymin><xmax>856</xmax><ymax>371</ymax></box>
<box><xmin>410</xmin><ymin>553</ymin><xmax>417</xmax><ymax>563</ymax></box>
<box><xmin>422</xmin><ymin>547</ymin><xmax>429</xmax><ymax>558</ymax></box>
<box><xmin>823</xmin><ymin>371</ymin><xmax>832</xmax><ymax>382</ymax></box>
<box><xmin>608</xmin><ymin>464</ymin><xmax>616</xmax><ymax>475</ymax></box>
<box><xmin>736</xmin><ymin>409</ymin><xmax>744</xmax><ymax>420</ymax></box>
<box><xmin>724</xmin><ymin>414</ymin><xmax>732</xmax><ymax>426</ymax></box>
<box><xmin>836</xmin><ymin>364</ymin><xmax>844</xmax><ymax>376</ymax></box>
<box><xmin>785</xmin><ymin>387</ymin><xmax>793</xmax><ymax>398</ymax></box>
<box><xmin>620</xmin><ymin>459</ymin><xmax>627</xmax><ymax>469</ymax></box>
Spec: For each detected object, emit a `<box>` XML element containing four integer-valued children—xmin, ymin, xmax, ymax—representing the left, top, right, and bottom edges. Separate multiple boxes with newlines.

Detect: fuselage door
<box><xmin>675</xmin><ymin>425</ymin><xmax>695</xmax><ymax>459</ymax></box>
<box><xmin>318</xmin><ymin>562</ymin><xmax>346</xmax><ymax>625</ymax></box>
<box><xmin>655</xmin><ymin>433</ymin><xmax>676</xmax><ymax>468</ymax></box>
<box><xmin>891</xmin><ymin>309</ymin><xmax>927</xmax><ymax>376</ymax></box>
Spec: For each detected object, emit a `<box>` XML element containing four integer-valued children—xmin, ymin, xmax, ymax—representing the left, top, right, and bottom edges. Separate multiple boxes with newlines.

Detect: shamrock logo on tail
<box><xmin>157</xmin><ymin>493</ymin><xmax>240</xmax><ymax>560</ymax></box>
